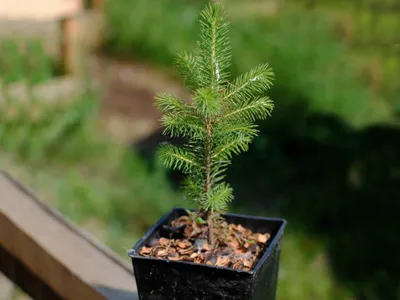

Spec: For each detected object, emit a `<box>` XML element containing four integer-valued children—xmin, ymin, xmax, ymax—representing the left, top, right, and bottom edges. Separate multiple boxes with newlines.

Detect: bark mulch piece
<box><xmin>139</xmin><ymin>214</ymin><xmax>271</xmax><ymax>272</ymax></box>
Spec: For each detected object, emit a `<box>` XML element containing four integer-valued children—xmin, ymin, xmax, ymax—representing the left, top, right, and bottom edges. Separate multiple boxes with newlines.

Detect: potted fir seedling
<box><xmin>129</xmin><ymin>3</ymin><xmax>286</xmax><ymax>300</ymax></box>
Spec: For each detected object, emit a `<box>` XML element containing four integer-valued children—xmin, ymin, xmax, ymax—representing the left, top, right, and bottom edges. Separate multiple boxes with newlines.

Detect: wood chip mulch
<box><xmin>139</xmin><ymin>214</ymin><xmax>271</xmax><ymax>272</ymax></box>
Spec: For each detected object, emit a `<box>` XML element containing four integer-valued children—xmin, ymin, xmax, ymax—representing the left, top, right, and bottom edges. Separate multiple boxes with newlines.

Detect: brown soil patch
<box><xmin>91</xmin><ymin>55</ymin><xmax>190</xmax><ymax>144</ymax></box>
<box><xmin>139</xmin><ymin>213</ymin><xmax>271</xmax><ymax>272</ymax></box>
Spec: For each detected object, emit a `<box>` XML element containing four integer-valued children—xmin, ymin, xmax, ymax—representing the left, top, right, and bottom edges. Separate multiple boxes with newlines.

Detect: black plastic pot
<box><xmin>129</xmin><ymin>208</ymin><xmax>286</xmax><ymax>300</ymax></box>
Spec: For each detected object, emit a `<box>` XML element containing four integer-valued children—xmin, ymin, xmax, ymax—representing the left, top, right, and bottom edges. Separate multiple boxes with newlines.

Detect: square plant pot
<box><xmin>129</xmin><ymin>208</ymin><xmax>286</xmax><ymax>300</ymax></box>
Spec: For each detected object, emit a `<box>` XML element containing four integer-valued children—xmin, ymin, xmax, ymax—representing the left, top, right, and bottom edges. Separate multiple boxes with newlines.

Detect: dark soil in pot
<box><xmin>138</xmin><ymin>212</ymin><xmax>272</xmax><ymax>271</ymax></box>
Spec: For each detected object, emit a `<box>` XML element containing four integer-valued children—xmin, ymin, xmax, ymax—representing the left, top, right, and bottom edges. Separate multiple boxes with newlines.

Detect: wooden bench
<box><xmin>0</xmin><ymin>172</ymin><xmax>138</xmax><ymax>299</ymax></box>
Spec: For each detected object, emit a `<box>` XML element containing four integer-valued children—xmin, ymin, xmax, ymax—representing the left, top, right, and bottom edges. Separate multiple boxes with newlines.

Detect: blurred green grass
<box><xmin>288</xmin><ymin>0</ymin><xmax>400</xmax><ymax>110</ymax></box>
<box><xmin>0</xmin><ymin>38</ymin><xmax>56</xmax><ymax>85</ymax></box>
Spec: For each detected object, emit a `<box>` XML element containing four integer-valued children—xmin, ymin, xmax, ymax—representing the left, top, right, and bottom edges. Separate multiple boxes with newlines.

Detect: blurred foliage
<box><xmin>0</xmin><ymin>40</ymin><xmax>184</xmax><ymax>247</ymax></box>
<box><xmin>0</xmin><ymin>38</ymin><xmax>55</xmax><ymax>85</ymax></box>
<box><xmin>289</xmin><ymin>0</ymin><xmax>400</xmax><ymax>114</ymax></box>
<box><xmin>0</xmin><ymin>87</ymin><xmax>184</xmax><ymax>234</ymax></box>
<box><xmin>104</xmin><ymin>0</ymin><xmax>395</xmax><ymax>127</ymax></box>
<box><xmin>277</xmin><ymin>229</ymin><xmax>351</xmax><ymax>300</ymax></box>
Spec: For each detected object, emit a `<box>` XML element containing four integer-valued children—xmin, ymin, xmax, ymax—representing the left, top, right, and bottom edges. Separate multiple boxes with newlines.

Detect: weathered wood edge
<box><xmin>0</xmin><ymin>171</ymin><xmax>133</xmax><ymax>274</ymax></box>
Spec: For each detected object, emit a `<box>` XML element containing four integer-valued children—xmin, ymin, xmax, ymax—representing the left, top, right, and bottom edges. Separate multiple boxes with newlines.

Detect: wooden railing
<box><xmin>0</xmin><ymin>172</ymin><xmax>138</xmax><ymax>299</ymax></box>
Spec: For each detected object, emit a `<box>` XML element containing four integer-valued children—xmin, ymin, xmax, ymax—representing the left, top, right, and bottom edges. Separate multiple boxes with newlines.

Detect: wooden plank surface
<box><xmin>0</xmin><ymin>172</ymin><xmax>138</xmax><ymax>299</ymax></box>
<box><xmin>0</xmin><ymin>0</ymin><xmax>81</xmax><ymax>20</ymax></box>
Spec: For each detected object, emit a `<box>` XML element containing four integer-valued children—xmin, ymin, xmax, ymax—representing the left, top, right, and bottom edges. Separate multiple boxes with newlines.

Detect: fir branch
<box><xmin>175</xmin><ymin>52</ymin><xmax>200</xmax><ymax>92</ymax></box>
<box><xmin>223</xmin><ymin>63</ymin><xmax>274</xmax><ymax>103</ymax></box>
<box><xmin>157</xmin><ymin>144</ymin><xmax>201</xmax><ymax>173</ymax></box>
<box><xmin>201</xmin><ymin>183</ymin><xmax>233</xmax><ymax>212</ymax></box>
<box><xmin>155</xmin><ymin>93</ymin><xmax>187</xmax><ymax>114</ymax></box>
<box><xmin>161</xmin><ymin>113</ymin><xmax>206</xmax><ymax>139</ymax></box>
<box><xmin>194</xmin><ymin>87</ymin><xmax>221</xmax><ymax>117</ymax></box>
<box><xmin>224</xmin><ymin>97</ymin><xmax>274</xmax><ymax>122</ymax></box>
<box><xmin>183</xmin><ymin>177</ymin><xmax>204</xmax><ymax>204</ymax></box>
<box><xmin>209</xmin><ymin>160</ymin><xmax>230</xmax><ymax>185</ymax></box>
<box><xmin>197</xmin><ymin>3</ymin><xmax>232</xmax><ymax>90</ymax></box>
<box><xmin>204</xmin><ymin>118</ymin><xmax>212</xmax><ymax>194</ymax></box>
<box><xmin>212</xmin><ymin>121</ymin><xmax>259</xmax><ymax>161</ymax></box>
<box><xmin>214</xmin><ymin>121</ymin><xmax>259</xmax><ymax>139</ymax></box>
<box><xmin>212</xmin><ymin>130</ymin><xmax>254</xmax><ymax>161</ymax></box>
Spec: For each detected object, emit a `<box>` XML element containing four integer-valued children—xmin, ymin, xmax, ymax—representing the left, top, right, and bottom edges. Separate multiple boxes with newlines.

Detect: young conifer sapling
<box><xmin>155</xmin><ymin>3</ymin><xmax>274</xmax><ymax>252</ymax></box>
